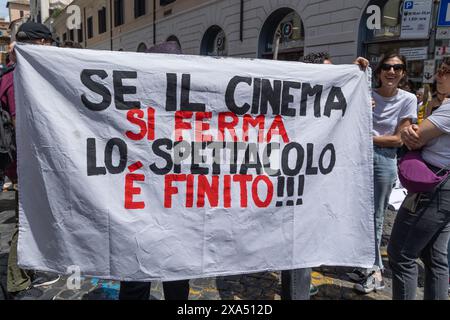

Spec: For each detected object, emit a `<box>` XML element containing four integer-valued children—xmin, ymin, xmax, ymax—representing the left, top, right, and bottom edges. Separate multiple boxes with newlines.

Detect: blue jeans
<box><xmin>373</xmin><ymin>146</ymin><xmax>398</xmax><ymax>269</ymax></box>
<box><xmin>281</xmin><ymin>268</ymin><xmax>311</xmax><ymax>300</ymax></box>
<box><xmin>387</xmin><ymin>178</ymin><xmax>450</xmax><ymax>300</ymax></box>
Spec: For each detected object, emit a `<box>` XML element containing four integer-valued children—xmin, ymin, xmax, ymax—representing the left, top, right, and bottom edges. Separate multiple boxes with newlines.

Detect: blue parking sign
<box><xmin>404</xmin><ymin>1</ymin><xmax>414</xmax><ymax>10</ymax></box>
<box><xmin>438</xmin><ymin>0</ymin><xmax>450</xmax><ymax>27</ymax></box>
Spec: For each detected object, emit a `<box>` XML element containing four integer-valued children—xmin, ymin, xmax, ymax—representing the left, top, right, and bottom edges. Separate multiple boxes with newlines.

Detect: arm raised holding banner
<box><xmin>350</xmin><ymin>53</ymin><xmax>418</xmax><ymax>294</ymax></box>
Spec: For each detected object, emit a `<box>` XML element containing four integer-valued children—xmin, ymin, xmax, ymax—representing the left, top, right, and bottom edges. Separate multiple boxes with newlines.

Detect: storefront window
<box><xmin>200</xmin><ymin>26</ymin><xmax>227</xmax><ymax>56</ymax></box>
<box><xmin>366</xmin><ymin>0</ymin><xmax>402</xmax><ymax>40</ymax></box>
<box><xmin>361</xmin><ymin>0</ymin><xmax>434</xmax><ymax>91</ymax></box>
<box><xmin>258</xmin><ymin>8</ymin><xmax>304</xmax><ymax>61</ymax></box>
<box><xmin>137</xmin><ymin>42</ymin><xmax>147</xmax><ymax>52</ymax></box>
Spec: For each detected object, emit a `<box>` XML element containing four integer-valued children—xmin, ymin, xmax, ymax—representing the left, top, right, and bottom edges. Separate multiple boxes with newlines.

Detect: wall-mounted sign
<box><xmin>399</xmin><ymin>47</ymin><xmax>428</xmax><ymax>61</ymax></box>
<box><xmin>438</xmin><ymin>0</ymin><xmax>450</xmax><ymax>27</ymax></box>
<box><xmin>436</xmin><ymin>27</ymin><xmax>450</xmax><ymax>39</ymax></box>
<box><xmin>422</xmin><ymin>59</ymin><xmax>435</xmax><ymax>84</ymax></box>
<box><xmin>400</xmin><ymin>0</ymin><xmax>433</xmax><ymax>39</ymax></box>
<box><xmin>281</xmin><ymin>21</ymin><xmax>293</xmax><ymax>38</ymax></box>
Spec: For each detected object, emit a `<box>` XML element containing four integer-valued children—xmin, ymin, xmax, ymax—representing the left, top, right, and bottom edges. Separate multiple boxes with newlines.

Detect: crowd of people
<box><xmin>0</xmin><ymin>21</ymin><xmax>449</xmax><ymax>300</ymax></box>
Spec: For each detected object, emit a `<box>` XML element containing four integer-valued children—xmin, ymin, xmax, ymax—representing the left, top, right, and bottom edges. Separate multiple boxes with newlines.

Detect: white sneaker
<box><xmin>353</xmin><ymin>271</ymin><xmax>385</xmax><ymax>294</ymax></box>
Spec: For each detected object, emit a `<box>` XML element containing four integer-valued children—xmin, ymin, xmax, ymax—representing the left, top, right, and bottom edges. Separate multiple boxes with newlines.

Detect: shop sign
<box><xmin>400</xmin><ymin>0</ymin><xmax>433</xmax><ymax>39</ymax></box>
<box><xmin>422</xmin><ymin>60</ymin><xmax>435</xmax><ymax>84</ymax></box>
<box><xmin>281</xmin><ymin>21</ymin><xmax>293</xmax><ymax>38</ymax></box>
<box><xmin>399</xmin><ymin>47</ymin><xmax>428</xmax><ymax>61</ymax></box>
<box><xmin>437</xmin><ymin>0</ymin><xmax>450</xmax><ymax>27</ymax></box>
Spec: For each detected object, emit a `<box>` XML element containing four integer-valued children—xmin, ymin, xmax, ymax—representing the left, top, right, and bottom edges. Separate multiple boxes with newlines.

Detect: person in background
<box><xmin>61</xmin><ymin>40</ymin><xmax>83</xmax><ymax>49</ymax></box>
<box><xmin>418</xmin><ymin>83</ymin><xmax>450</xmax><ymax>125</ymax></box>
<box><xmin>400</xmin><ymin>80</ymin><xmax>415</xmax><ymax>93</ymax></box>
<box><xmin>388</xmin><ymin>57</ymin><xmax>450</xmax><ymax>300</ymax></box>
<box><xmin>301</xmin><ymin>51</ymin><xmax>332</xmax><ymax>65</ymax></box>
<box><xmin>416</xmin><ymin>88</ymin><xmax>425</xmax><ymax>110</ymax></box>
<box><xmin>348</xmin><ymin>53</ymin><xmax>417</xmax><ymax>294</ymax></box>
<box><xmin>2</xmin><ymin>22</ymin><xmax>61</xmax><ymax>300</ymax></box>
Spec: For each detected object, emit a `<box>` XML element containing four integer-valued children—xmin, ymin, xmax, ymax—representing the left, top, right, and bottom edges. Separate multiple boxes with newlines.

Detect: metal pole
<box><xmin>153</xmin><ymin>0</ymin><xmax>156</xmax><ymax>45</ymax></box>
<box><xmin>110</xmin><ymin>0</ymin><xmax>113</xmax><ymax>50</ymax></box>
<box><xmin>430</xmin><ymin>0</ymin><xmax>440</xmax><ymax>67</ymax></box>
<box><xmin>240</xmin><ymin>0</ymin><xmax>244</xmax><ymax>42</ymax></box>
<box><xmin>273</xmin><ymin>29</ymin><xmax>281</xmax><ymax>60</ymax></box>
<box><xmin>84</xmin><ymin>7</ymin><xmax>87</xmax><ymax>48</ymax></box>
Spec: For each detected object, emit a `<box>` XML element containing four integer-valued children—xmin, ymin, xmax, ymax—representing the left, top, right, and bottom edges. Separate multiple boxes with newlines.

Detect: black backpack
<box><xmin>0</xmin><ymin>64</ymin><xmax>16</xmax><ymax>171</ymax></box>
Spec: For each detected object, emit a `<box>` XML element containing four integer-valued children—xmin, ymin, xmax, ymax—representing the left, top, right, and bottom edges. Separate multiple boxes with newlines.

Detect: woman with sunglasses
<box><xmin>350</xmin><ymin>53</ymin><xmax>417</xmax><ymax>293</ymax></box>
<box><xmin>387</xmin><ymin>58</ymin><xmax>450</xmax><ymax>300</ymax></box>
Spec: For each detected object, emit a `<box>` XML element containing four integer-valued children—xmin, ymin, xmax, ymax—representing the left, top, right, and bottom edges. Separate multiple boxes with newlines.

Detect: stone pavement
<box><xmin>0</xmin><ymin>190</ymin><xmax>432</xmax><ymax>300</ymax></box>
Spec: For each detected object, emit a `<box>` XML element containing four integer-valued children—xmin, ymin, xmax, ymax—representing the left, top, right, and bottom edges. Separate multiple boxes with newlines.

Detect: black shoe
<box><xmin>346</xmin><ymin>268</ymin><xmax>368</xmax><ymax>283</ymax></box>
<box><xmin>10</xmin><ymin>287</ymin><xmax>44</xmax><ymax>300</ymax></box>
<box><xmin>31</xmin><ymin>272</ymin><xmax>61</xmax><ymax>287</ymax></box>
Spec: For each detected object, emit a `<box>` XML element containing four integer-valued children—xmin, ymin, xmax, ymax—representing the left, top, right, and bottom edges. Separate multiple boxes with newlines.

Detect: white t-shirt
<box><xmin>422</xmin><ymin>102</ymin><xmax>450</xmax><ymax>169</ymax></box>
<box><xmin>372</xmin><ymin>89</ymin><xmax>417</xmax><ymax>136</ymax></box>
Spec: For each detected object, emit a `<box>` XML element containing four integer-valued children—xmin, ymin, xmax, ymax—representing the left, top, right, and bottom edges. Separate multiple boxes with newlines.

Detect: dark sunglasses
<box><xmin>380</xmin><ymin>63</ymin><xmax>405</xmax><ymax>72</ymax></box>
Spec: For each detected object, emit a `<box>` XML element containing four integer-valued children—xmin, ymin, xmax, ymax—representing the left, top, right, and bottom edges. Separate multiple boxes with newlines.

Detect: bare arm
<box><xmin>401</xmin><ymin>120</ymin><xmax>445</xmax><ymax>150</ymax></box>
<box><xmin>373</xmin><ymin>118</ymin><xmax>412</xmax><ymax>148</ymax></box>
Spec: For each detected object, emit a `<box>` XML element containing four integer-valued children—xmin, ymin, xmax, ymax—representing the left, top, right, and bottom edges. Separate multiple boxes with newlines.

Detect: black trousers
<box><xmin>119</xmin><ymin>280</ymin><xmax>190</xmax><ymax>300</ymax></box>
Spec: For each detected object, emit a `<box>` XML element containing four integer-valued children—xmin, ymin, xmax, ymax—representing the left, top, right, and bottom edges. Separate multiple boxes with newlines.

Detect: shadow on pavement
<box><xmin>216</xmin><ymin>272</ymin><xmax>280</xmax><ymax>300</ymax></box>
<box><xmin>0</xmin><ymin>199</ymin><xmax>15</xmax><ymax>214</ymax></box>
<box><xmin>312</xmin><ymin>284</ymin><xmax>379</xmax><ymax>300</ymax></box>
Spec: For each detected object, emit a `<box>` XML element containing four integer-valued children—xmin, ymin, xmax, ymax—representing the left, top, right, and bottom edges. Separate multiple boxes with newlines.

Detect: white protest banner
<box><xmin>14</xmin><ymin>44</ymin><xmax>375</xmax><ymax>281</ymax></box>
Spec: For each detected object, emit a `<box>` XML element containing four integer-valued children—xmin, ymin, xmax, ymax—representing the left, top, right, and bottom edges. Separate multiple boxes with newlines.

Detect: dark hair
<box><xmin>301</xmin><ymin>52</ymin><xmax>331</xmax><ymax>64</ymax></box>
<box><xmin>374</xmin><ymin>52</ymin><xmax>408</xmax><ymax>88</ymax></box>
<box><xmin>146</xmin><ymin>41</ymin><xmax>182</xmax><ymax>54</ymax></box>
<box><xmin>61</xmin><ymin>40</ymin><xmax>82</xmax><ymax>48</ymax></box>
<box><xmin>442</xmin><ymin>57</ymin><xmax>450</xmax><ymax>66</ymax></box>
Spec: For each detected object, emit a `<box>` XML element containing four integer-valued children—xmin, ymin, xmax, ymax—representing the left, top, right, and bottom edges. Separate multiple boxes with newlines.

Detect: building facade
<box><xmin>7</xmin><ymin>0</ymin><xmax>31</xmax><ymax>42</ymax></box>
<box><xmin>47</xmin><ymin>0</ymin><xmax>446</xmax><ymax>89</ymax></box>
<box><xmin>0</xmin><ymin>17</ymin><xmax>11</xmax><ymax>67</ymax></box>
<box><xmin>30</xmin><ymin>0</ymin><xmax>72</xmax><ymax>24</ymax></box>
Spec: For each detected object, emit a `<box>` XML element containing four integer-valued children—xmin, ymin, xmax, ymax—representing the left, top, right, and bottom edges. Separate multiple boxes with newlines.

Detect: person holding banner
<box><xmin>280</xmin><ymin>51</ymin><xmax>334</xmax><ymax>300</ymax></box>
<box><xmin>119</xmin><ymin>40</ymin><xmax>190</xmax><ymax>300</ymax></box>
<box><xmin>2</xmin><ymin>22</ymin><xmax>60</xmax><ymax>300</ymax></box>
<box><xmin>349</xmin><ymin>53</ymin><xmax>417</xmax><ymax>293</ymax></box>
<box><xmin>387</xmin><ymin>58</ymin><xmax>450</xmax><ymax>300</ymax></box>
